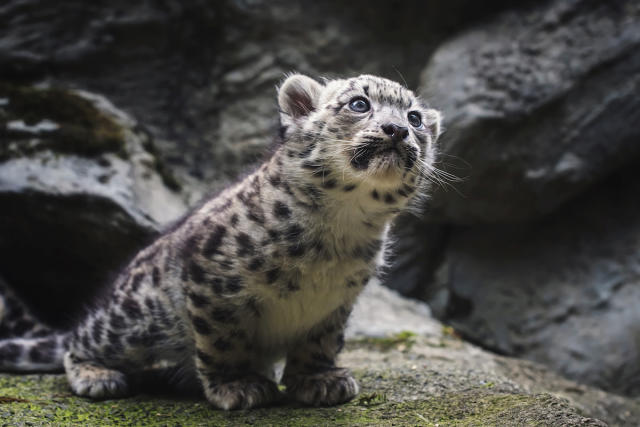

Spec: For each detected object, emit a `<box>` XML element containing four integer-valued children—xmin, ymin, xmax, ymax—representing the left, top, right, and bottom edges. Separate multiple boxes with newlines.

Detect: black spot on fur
<box><xmin>384</xmin><ymin>193</ymin><xmax>396</xmax><ymax>204</ymax></box>
<box><xmin>212</xmin><ymin>199</ymin><xmax>232</xmax><ymax>213</ymax></box>
<box><xmin>92</xmin><ymin>319</ymin><xmax>103</xmax><ymax>341</ymax></box>
<box><xmin>109</xmin><ymin>313</ymin><xmax>126</xmax><ymax>330</ymax></box>
<box><xmin>246</xmin><ymin>205</ymin><xmax>265</xmax><ymax>224</ymax></box>
<box><xmin>152</xmin><ymin>267</ymin><xmax>161</xmax><ymax>287</ymax></box>
<box><xmin>278</xmin><ymin>125</ymin><xmax>288</xmax><ymax>139</ymax></box>
<box><xmin>301</xmin><ymin>161</ymin><xmax>322</xmax><ymax>172</ymax></box>
<box><xmin>226</xmin><ymin>276</ymin><xmax>243</xmax><ymax>293</ymax></box>
<box><xmin>266</xmin><ymin>268</ymin><xmax>280</xmax><ymax>284</ymax></box>
<box><xmin>371</xmin><ymin>189</ymin><xmax>380</xmax><ymax>200</ymax></box>
<box><xmin>218</xmin><ymin>259</ymin><xmax>234</xmax><ymax>271</ymax></box>
<box><xmin>144</xmin><ymin>297</ymin><xmax>155</xmax><ymax>311</ymax></box>
<box><xmin>211</xmin><ymin>278</ymin><xmax>224</xmax><ymax>295</ymax></box>
<box><xmin>235</xmin><ymin>232</ymin><xmax>255</xmax><ymax>257</ymax></box>
<box><xmin>267</xmin><ymin>229</ymin><xmax>280</xmax><ymax>242</ymax></box>
<box><xmin>122</xmin><ymin>298</ymin><xmax>143</xmax><ymax>319</ymax></box>
<box><xmin>342</xmin><ymin>184</ymin><xmax>356</xmax><ymax>192</ymax></box>
<box><xmin>107</xmin><ymin>330</ymin><xmax>120</xmax><ymax>345</ymax></box>
<box><xmin>188</xmin><ymin>292</ymin><xmax>210</xmax><ymax>308</ymax></box>
<box><xmin>248</xmin><ymin>257</ymin><xmax>264</xmax><ymax>271</ymax></box>
<box><xmin>269</xmin><ymin>173</ymin><xmax>282</xmax><ymax>187</ymax></box>
<box><xmin>322</xmin><ymin>179</ymin><xmax>337</xmax><ymax>189</ymax></box>
<box><xmin>285</xmin><ymin>224</ymin><xmax>304</xmax><ymax>242</ymax></box>
<box><xmin>288</xmin><ymin>244</ymin><xmax>306</xmax><ymax>257</ymax></box>
<box><xmin>192</xmin><ymin>316</ymin><xmax>212</xmax><ymax>335</ymax></box>
<box><xmin>203</xmin><ymin>225</ymin><xmax>227</xmax><ymax>257</ymax></box>
<box><xmin>29</xmin><ymin>340</ymin><xmax>56</xmax><ymax>363</ymax></box>
<box><xmin>130</xmin><ymin>273</ymin><xmax>145</xmax><ymax>292</ymax></box>
<box><xmin>273</xmin><ymin>201</ymin><xmax>291</xmax><ymax>219</ymax></box>
<box><xmin>230</xmin><ymin>214</ymin><xmax>239</xmax><ymax>226</ymax></box>
<box><xmin>298</xmin><ymin>141</ymin><xmax>316</xmax><ymax>158</ymax></box>
<box><xmin>211</xmin><ymin>308</ymin><xmax>236</xmax><ymax>324</ymax></box>
<box><xmin>189</xmin><ymin>261</ymin><xmax>206</xmax><ymax>283</ymax></box>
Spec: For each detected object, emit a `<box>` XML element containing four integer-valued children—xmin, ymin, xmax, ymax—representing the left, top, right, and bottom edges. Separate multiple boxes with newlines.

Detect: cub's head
<box><xmin>277</xmin><ymin>73</ymin><xmax>441</xmax><ymax>198</ymax></box>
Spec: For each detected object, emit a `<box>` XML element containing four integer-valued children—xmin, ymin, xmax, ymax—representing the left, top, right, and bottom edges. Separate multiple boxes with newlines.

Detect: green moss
<box><xmin>0</xmin><ymin>374</ymin><xmax>594</xmax><ymax>426</ymax></box>
<box><xmin>348</xmin><ymin>331</ymin><xmax>418</xmax><ymax>352</ymax></box>
<box><xmin>0</xmin><ymin>83</ymin><xmax>126</xmax><ymax>161</ymax></box>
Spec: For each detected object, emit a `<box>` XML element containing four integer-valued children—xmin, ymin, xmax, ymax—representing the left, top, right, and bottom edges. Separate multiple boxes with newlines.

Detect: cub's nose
<box><xmin>381</xmin><ymin>123</ymin><xmax>409</xmax><ymax>143</ymax></box>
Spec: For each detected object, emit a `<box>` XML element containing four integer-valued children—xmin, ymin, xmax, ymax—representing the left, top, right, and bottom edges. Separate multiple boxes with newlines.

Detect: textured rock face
<box><xmin>0</xmin><ymin>85</ymin><xmax>186</xmax><ymax>325</ymax></box>
<box><xmin>383</xmin><ymin>0</ymin><xmax>640</xmax><ymax>397</ymax></box>
<box><xmin>434</xmin><ymin>169</ymin><xmax>640</xmax><ymax>396</ymax></box>
<box><xmin>0</xmin><ymin>0</ymin><xmax>515</xmax><ymax>193</ymax></box>
<box><xmin>421</xmin><ymin>0</ymin><xmax>640</xmax><ymax>222</ymax></box>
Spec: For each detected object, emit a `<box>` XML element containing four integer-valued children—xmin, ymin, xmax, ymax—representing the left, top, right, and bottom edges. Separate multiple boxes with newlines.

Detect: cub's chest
<box><xmin>253</xmin><ymin>258</ymin><xmax>373</xmax><ymax>347</ymax></box>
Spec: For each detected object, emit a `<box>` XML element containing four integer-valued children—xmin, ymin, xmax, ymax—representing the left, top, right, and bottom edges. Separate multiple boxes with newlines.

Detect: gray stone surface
<box><xmin>346</xmin><ymin>279</ymin><xmax>441</xmax><ymax>339</ymax></box>
<box><xmin>0</xmin><ymin>86</ymin><xmax>186</xmax><ymax>325</ymax></box>
<box><xmin>420</xmin><ymin>0</ymin><xmax>640</xmax><ymax>222</ymax></box>
<box><xmin>429</xmin><ymin>169</ymin><xmax>640</xmax><ymax>396</ymax></box>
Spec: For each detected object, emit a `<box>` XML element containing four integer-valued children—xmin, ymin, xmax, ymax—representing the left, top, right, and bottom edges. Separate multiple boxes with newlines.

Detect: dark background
<box><xmin>1</xmin><ymin>0</ymin><xmax>639</xmax><ymax>397</ymax></box>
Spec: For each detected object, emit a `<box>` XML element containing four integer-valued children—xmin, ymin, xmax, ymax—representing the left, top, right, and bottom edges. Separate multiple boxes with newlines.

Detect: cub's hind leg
<box><xmin>63</xmin><ymin>352</ymin><xmax>129</xmax><ymax>399</ymax></box>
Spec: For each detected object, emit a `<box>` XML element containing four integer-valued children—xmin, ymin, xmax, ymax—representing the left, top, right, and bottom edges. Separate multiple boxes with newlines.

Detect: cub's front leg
<box><xmin>190</xmin><ymin>306</ymin><xmax>280</xmax><ymax>410</ymax></box>
<box><xmin>282</xmin><ymin>304</ymin><xmax>358</xmax><ymax>406</ymax></box>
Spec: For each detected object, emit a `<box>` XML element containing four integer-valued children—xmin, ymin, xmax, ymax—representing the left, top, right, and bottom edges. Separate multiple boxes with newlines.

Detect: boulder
<box><xmin>0</xmin><ymin>84</ymin><xmax>186</xmax><ymax>326</ymax></box>
<box><xmin>420</xmin><ymin>0</ymin><xmax>640</xmax><ymax>222</ymax></box>
<box><xmin>428</xmin><ymin>167</ymin><xmax>640</xmax><ymax>396</ymax></box>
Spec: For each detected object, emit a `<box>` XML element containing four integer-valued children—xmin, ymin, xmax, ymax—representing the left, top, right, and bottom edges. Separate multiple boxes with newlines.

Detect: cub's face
<box><xmin>278</xmin><ymin>74</ymin><xmax>441</xmax><ymax>191</ymax></box>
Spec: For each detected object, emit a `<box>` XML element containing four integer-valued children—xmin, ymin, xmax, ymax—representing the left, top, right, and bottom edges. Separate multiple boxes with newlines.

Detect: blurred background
<box><xmin>1</xmin><ymin>0</ymin><xmax>639</xmax><ymax>400</ymax></box>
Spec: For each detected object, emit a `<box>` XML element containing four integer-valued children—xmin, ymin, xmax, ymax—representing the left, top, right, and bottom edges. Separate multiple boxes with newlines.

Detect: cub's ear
<box><xmin>278</xmin><ymin>74</ymin><xmax>323</xmax><ymax>120</ymax></box>
<box><xmin>423</xmin><ymin>109</ymin><xmax>442</xmax><ymax>142</ymax></box>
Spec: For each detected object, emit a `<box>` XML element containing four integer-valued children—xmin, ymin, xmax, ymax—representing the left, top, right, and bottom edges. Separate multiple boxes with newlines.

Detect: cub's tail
<box><xmin>0</xmin><ymin>277</ymin><xmax>69</xmax><ymax>372</ymax></box>
<box><xmin>0</xmin><ymin>333</ymin><xmax>69</xmax><ymax>372</ymax></box>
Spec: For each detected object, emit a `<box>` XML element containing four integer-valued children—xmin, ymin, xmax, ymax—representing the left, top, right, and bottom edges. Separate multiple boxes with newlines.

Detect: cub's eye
<box><xmin>348</xmin><ymin>97</ymin><xmax>370</xmax><ymax>113</ymax></box>
<box><xmin>408</xmin><ymin>111</ymin><xmax>422</xmax><ymax>128</ymax></box>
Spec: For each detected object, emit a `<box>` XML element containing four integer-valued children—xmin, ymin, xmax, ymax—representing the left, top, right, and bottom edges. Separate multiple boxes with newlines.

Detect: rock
<box><xmin>346</xmin><ymin>279</ymin><xmax>442</xmax><ymax>339</ymax></box>
<box><xmin>0</xmin><ymin>0</ymin><xmax>517</xmax><ymax>192</ymax></box>
<box><xmin>420</xmin><ymin>0</ymin><xmax>640</xmax><ymax>222</ymax></box>
<box><xmin>1</xmin><ymin>329</ymin><xmax>637</xmax><ymax>424</ymax></box>
<box><xmin>0</xmin><ymin>84</ymin><xmax>187</xmax><ymax>326</ymax></box>
<box><xmin>427</xmin><ymin>167</ymin><xmax>640</xmax><ymax>396</ymax></box>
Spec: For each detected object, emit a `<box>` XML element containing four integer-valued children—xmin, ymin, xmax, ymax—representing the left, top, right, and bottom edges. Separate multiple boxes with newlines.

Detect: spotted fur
<box><xmin>0</xmin><ymin>74</ymin><xmax>441</xmax><ymax>410</ymax></box>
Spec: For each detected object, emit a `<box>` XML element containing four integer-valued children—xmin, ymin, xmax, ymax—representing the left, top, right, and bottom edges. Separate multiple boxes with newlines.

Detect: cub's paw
<box><xmin>204</xmin><ymin>374</ymin><xmax>281</xmax><ymax>410</ymax></box>
<box><xmin>284</xmin><ymin>367</ymin><xmax>359</xmax><ymax>406</ymax></box>
<box><xmin>64</xmin><ymin>353</ymin><xmax>129</xmax><ymax>399</ymax></box>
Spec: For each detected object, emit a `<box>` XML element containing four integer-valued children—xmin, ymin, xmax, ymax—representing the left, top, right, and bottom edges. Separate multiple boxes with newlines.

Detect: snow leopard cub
<box><xmin>0</xmin><ymin>74</ymin><xmax>441</xmax><ymax>410</ymax></box>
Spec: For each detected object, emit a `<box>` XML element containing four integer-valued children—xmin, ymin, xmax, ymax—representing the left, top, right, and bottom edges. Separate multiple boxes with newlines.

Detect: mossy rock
<box><xmin>0</xmin><ymin>83</ymin><xmax>126</xmax><ymax>161</ymax></box>
<box><xmin>0</xmin><ymin>371</ymin><xmax>603</xmax><ymax>426</ymax></box>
